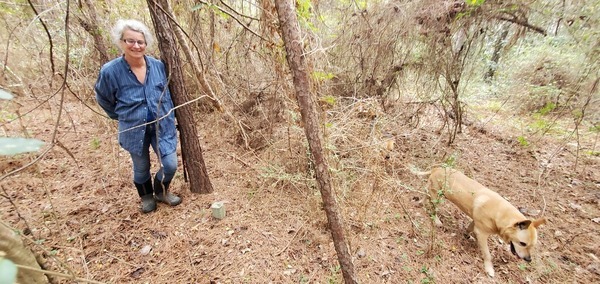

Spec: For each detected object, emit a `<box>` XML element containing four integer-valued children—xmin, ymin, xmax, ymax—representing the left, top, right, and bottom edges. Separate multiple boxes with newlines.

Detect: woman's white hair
<box><xmin>111</xmin><ymin>19</ymin><xmax>154</xmax><ymax>50</ymax></box>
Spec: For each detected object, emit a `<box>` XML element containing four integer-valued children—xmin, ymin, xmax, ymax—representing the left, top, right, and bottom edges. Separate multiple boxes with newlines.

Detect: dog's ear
<box><xmin>514</xmin><ymin>220</ymin><xmax>532</xmax><ymax>230</ymax></box>
<box><xmin>532</xmin><ymin>218</ymin><xmax>546</xmax><ymax>228</ymax></box>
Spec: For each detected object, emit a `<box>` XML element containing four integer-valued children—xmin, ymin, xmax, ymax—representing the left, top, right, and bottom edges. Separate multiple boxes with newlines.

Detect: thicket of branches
<box><xmin>1</xmin><ymin>0</ymin><xmax>597</xmax><ymax>150</ymax></box>
<box><xmin>0</xmin><ymin>0</ymin><xmax>597</xmax><ymax>216</ymax></box>
<box><xmin>0</xmin><ymin>0</ymin><xmax>598</xmax><ymax>282</ymax></box>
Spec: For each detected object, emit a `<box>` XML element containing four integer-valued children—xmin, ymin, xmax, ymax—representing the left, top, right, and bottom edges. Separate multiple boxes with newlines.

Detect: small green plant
<box><xmin>537</xmin><ymin>102</ymin><xmax>557</xmax><ymax>115</ymax></box>
<box><xmin>90</xmin><ymin>137</ymin><xmax>101</xmax><ymax>150</ymax></box>
<box><xmin>529</xmin><ymin>118</ymin><xmax>551</xmax><ymax>131</ymax></box>
<box><xmin>296</xmin><ymin>0</ymin><xmax>316</xmax><ymax>31</ymax></box>
<box><xmin>542</xmin><ymin>259</ymin><xmax>558</xmax><ymax>275</ymax></box>
<box><xmin>299</xmin><ymin>274</ymin><xmax>309</xmax><ymax>284</ymax></box>
<box><xmin>352</xmin><ymin>0</ymin><xmax>367</xmax><ymax>10</ymax></box>
<box><xmin>585</xmin><ymin>150</ymin><xmax>600</xmax><ymax>156</ymax></box>
<box><xmin>420</xmin><ymin>265</ymin><xmax>435</xmax><ymax>283</ymax></box>
<box><xmin>312</xmin><ymin>71</ymin><xmax>335</xmax><ymax>82</ymax></box>
<box><xmin>327</xmin><ymin>264</ymin><xmax>341</xmax><ymax>283</ymax></box>
<box><xmin>0</xmin><ymin>110</ymin><xmax>17</xmax><ymax>122</ymax></box>
<box><xmin>517</xmin><ymin>136</ymin><xmax>530</xmax><ymax>147</ymax></box>
<box><xmin>466</xmin><ymin>0</ymin><xmax>486</xmax><ymax>7</ymax></box>
<box><xmin>518</xmin><ymin>263</ymin><xmax>529</xmax><ymax>271</ymax></box>
<box><xmin>442</xmin><ymin>154</ymin><xmax>458</xmax><ymax>168</ymax></box>
<box><xmin>319</xmin><ymin>95</ymin><xmax>336</xmax><ymax>107</ymax></box>
<box><xmin>485</xmin><ymin>100</ymin><xmax>503</xmax><ymax>112</ymax></box>
<box><xmin>395</xmin><ymin>236</ymin><xmax>407</xmax><ymax>245</ymax></box>
<box><xmin>433</xmin><ymin>189</ymin><xmax>445</xmax><ymax>205</ymax></box>
<box><xmin>246</xmin><ymin>189</ymin><xmax>257</xmax><ymax>199</ymax></box>
<box><xmin>107</xmin><ymin>46</ymin><xmax>120</xmax><ymax>57</ymax></box>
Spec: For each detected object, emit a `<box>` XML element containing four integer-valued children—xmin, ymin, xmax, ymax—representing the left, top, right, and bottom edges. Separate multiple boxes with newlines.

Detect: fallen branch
<box><xmin>15</xmin><ymin>263</ymin><xmax>106</xmax><ymax>284</ymax></box>
<box><xmin>275</xmin><ymin>222</ymin><xmax>305</xmax><ymax>256</ymax></box>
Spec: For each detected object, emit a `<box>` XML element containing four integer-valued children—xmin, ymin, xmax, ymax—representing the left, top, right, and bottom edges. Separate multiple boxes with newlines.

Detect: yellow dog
<box><xmin>415</xmin><ymin>167</ymin><xmax>546</xmax><ymax>277</ymax></box>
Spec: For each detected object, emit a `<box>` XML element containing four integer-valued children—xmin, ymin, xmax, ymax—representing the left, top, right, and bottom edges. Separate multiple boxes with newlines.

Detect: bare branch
<box><xmin>496</xmin><ymin>14</ymin><xmax>547</xmax><ymax>36</ymax></box>
<box><xmin>26</xmin><ymin>0</ymin><xmax>56</xmax><ymax>74</ymax></box>
<box><xmin>197</xmin><ymin>0</ymin><xmax>270</xmax><ymax>42</ymax></box>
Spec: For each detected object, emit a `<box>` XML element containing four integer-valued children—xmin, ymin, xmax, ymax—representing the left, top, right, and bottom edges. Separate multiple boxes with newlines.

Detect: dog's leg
<box><xmin>474</xmin><ymin>228</ymin><xmax>494</xmax><ymax>277</ymax></box>
<box><xmin>464</xmin><ymin>220</ymin><xmax>475</xmax><ymax>239</ymax></box>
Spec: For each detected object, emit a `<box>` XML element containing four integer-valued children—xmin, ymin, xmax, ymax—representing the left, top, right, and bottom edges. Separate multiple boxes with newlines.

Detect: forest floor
<box><xmin>1</xmin><ymin>94</ymin><xmax>599</xmax><ymax>284</ymax></box>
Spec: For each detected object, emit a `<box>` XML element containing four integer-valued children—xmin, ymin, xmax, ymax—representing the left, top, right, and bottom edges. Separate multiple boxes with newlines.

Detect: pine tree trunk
<box><xmin>77</xmin><ymin>0</ymin><xmax>109</xmax><ymax>64</ymax></box>
<box><xmin>274</xmin><ymin>1</ymin><xmax>358</xmax><ymax>283</ymax></box>
<box><xmin>146</xmin><ymin>0</ymin><xmax>213</xmax><ymax>194</ymax></box>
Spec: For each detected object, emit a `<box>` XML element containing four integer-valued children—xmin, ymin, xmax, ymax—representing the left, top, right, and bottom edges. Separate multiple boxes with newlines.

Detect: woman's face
<box><xmin>120</xmin><ymin>29</ymin><xmax>147</xmax><ymax>60</ymax></box>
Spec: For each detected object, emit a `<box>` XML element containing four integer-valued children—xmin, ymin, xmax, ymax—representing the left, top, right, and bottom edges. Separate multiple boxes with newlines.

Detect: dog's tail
<box><xmin>406</xmin><ymin>164</ymin><xmax>431</xmax><ymax>176</ymax></box>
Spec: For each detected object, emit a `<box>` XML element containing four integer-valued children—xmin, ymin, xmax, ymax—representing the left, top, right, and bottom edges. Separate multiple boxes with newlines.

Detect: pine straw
<box><xmin>1</xmin><ymin>96</ymin><xmax>599</xmax><ymax>283</ymax></box>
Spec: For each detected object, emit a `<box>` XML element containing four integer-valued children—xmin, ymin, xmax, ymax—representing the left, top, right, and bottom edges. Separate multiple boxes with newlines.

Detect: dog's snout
<box><xmin>524</xmin><ymin>256</ymin><xmax>531</xmax><ymax>262</ymax></box>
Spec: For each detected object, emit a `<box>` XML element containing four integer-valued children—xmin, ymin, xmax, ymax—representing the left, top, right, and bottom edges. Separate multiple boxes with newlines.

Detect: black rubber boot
<box><xmin>153</xmin><ymin>175</ymin><xmax>182</xmax><ymax>206</ymax></box>
<box><xmin>134</xmin><ymin>179</ymin><xmax>156</xmax><ymax>213</ymax></box>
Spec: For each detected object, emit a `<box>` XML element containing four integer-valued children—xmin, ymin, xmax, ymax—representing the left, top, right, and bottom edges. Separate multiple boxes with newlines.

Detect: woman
<box><xmin>95</xmin><ymin>19</ymin><xmax>182</xmax><ymax>213</ymax></box>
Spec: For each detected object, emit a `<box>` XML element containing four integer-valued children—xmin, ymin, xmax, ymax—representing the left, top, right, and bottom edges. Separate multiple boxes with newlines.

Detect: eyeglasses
<box><xmin>122</xmin><ymin>39</ymin><xmax>147</xmax><ymax>46</ymax></box>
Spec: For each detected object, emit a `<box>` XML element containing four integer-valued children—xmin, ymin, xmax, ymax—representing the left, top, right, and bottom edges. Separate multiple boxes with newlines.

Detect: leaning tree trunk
<box><xmin>274</xmin><ymin>1</ymin><xmax>358</xmax><ymax>283</ymax></box>
<box><xmin>0</xmin><ymin>221</ymin><xmax>48</xmax><ymax>284</ymax></box>
<box><xmin>147</xmin><ymin>0</ymin><xmax>213</xmax><ymax>194</ymax></box>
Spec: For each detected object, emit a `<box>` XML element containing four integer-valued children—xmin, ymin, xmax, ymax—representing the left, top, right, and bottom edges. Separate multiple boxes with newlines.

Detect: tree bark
<box><xmin>484</xmin><ymin>26</ymin><xmax>509</xmax><ymax>83</ymax></box>
<box><xmin>164</xmin><ymin>0</ymin><xmax>223</xmax><ymax>112</ymax></box>
<box><xmin>146</xmin><ymin>0</ymin><xmax>213</xmax><ymax>194</ymax></box>
<box><xmin>274</xmin><ymin>1</ymin><xmax>357</xmax><ymax>283</ymax></box>
<box><xmin>76</xmin><ymin>0</ymin><xmax>109</xmax><ymax>64</ymax></box>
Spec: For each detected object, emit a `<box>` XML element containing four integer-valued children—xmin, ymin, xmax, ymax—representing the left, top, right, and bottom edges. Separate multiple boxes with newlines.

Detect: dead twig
<box><xmin>559</xmin><ymin>231</ymin><xmax>596</xmax><ymax>251</ymax></box>
<box><xmin>391</xmin><ymin>183</ymin><xmax>420</xmax><ymax>238</ymax></box>
<box><xmin>275</xmin><ymin>222</ymin><xmax>305</xmax><ymax>256</ymax></box>
<box><xmin>196</xmin><ymin>0</ymin><xmax>270</xmax><ymax>42</ymax></box>
<box><xmin>103</xmin><ymin>251</ymin><xmax>138</xmax><ymax>268</ymax></box>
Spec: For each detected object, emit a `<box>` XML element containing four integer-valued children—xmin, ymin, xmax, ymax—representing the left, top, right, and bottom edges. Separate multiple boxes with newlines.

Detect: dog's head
<box><xmin>503</xmin><ymin>218</ymin><xmax>546</xmax><ymax>262</ymax></box>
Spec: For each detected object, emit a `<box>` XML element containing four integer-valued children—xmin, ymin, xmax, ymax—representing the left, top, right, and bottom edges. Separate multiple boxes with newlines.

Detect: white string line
<box><xmin>117</xmin><ymin>94</ymin><xmax>210</xmax><ymax>134</ymax></box>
